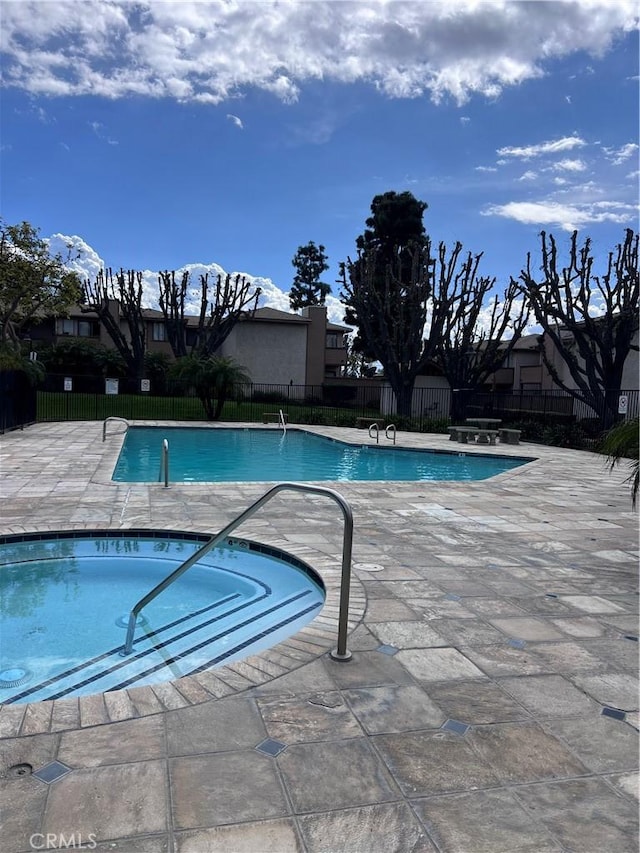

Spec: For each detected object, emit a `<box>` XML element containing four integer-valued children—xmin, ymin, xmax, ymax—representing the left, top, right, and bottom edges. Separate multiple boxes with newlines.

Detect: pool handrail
<box><xmin>121</xmin><ymin>482</ymin><xmax>354</xmax><ymax>662</ymax></box>
<box><xmin>368</xmin><ymin>422</ymin><xmax>379</xmax><ymax>444</ymax></box>
<box><xmin>159</xmin><ymin>438</ymin><xmax>169</xmax><ymax>488</ymax></box>
<box><xmin>385</xmin><ymin>423</ymin><xmax>397</xmax><ymax>445</ymax></box>
<box><xmin>279</xmin><ymin>408</ymin><xmax>287</xmax><ymax>433</ymax></box>
<box><xmin>102</xmin><ymin>416</ymin><xmax>129</xmax><ymax>442</ymax></box>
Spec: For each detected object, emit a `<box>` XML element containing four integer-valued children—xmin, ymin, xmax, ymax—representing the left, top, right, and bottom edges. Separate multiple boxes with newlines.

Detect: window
<box><xmin>55</xmin><ymin>318</ymin><xmax>99</xmax><ymax>338</ymax></box>
<box><xmin>151</xmin><ymin>322</ymin><xmax>167</xmax><ymax>342</ymax></box>
<box><xmin>326</xmin><ymin>333</ymin><xmax>344</xmax><ymax>349</ymax></box>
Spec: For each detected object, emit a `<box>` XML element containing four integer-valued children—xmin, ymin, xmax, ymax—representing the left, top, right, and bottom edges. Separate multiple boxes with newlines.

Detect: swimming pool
<box><xmin>112</xmin><ymin>427</ymin><xmax>527</xmax><ymax>482</ymax></box>
<box><xmin>0</xmin><ymin>531</ymin><xmax>325</xmax><ymax>704</ymax></box>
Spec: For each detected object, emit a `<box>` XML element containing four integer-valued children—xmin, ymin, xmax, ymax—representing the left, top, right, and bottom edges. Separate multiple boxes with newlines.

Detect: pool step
<box><xmin>5</xmin><ymin>590</ymin><xmax>321</xmax><ymax>704</ymax></box>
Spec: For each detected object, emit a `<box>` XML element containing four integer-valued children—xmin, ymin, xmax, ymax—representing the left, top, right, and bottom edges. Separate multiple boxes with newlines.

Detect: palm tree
<box><xmin>600</xmin><ymin>417</ymin><xmax>639</xmax><ymax>507</ymax></box>
<box><xmin>171</xmin><ymin>355</ymin><xmax>251</xmax><ymax>420</ymax></box>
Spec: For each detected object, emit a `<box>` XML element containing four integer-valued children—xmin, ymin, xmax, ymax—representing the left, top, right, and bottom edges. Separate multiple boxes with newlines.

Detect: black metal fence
<box><xmin>2</xmin><ymin>371</ymin><xmax>637</xmax><ymax>436</ymax></box>
<box><xmin>0</xmin><ymin>370</ymin><xmax>37</xmax><ymax>433</ymax></box>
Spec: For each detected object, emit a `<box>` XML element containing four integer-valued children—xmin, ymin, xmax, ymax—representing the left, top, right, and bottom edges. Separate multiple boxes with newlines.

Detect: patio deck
<box><xmin>0</xmin><ymin>421</ymin><xmax>638</xmax><ymax>852</ymax></box>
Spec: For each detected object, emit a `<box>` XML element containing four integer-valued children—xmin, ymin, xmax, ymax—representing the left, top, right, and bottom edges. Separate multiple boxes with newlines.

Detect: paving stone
<box><xmin>0</xmin><ymin>732</ymin><xmax>58</xmax><ymax>779</ymax></box>
<box><xmin>577</xmin><ymin>638</ymin><xmax>640</xmax><ymax>670</ymax></box>
<box><xmin>58</xmin><ymin>716</ymin><xmax>165</xmax><ymax>767</ymax></box>
<box><xmin>512</xmin><ymin>777</ymin><xmax>639</xmax><ymax>853</ymax></box>
<box><xmin>468</xmin><ymin>598</ymin><xmax>529</xmax><ymax>617</ymax></box>
<box><xmin>257</xmin><ymin>691</ymin><xmax>362</xmax><ymax>743</ymax></box>
<box><xmin>343</xmin><ymin>684</ymin><xmax>446</xmax><ymax>733</ymax></box>
<box><xmin>43</xmin><ymin>760</ymin><xmax>167</xmax><ymax>840</ymax></box>
<box><xmin>166</xmin><ymin>697</ymin><xmax>266</xmax><ymax>755</ymax></box>
<box><xmin>467</xmin><ymin>722</ymin><xmax>588</xmax><ymax>783</ymax></box>
<box><xmin>373</xmin><ymin>730</ymin><xmax>500</xmax><ymax>796</ymax></box>
<box><xmin>427</xmin><ymin>618</ymin><xmax>506</xmax><ymax>646</ymax></box>
<box><xmin>170</xmin><ymin>751</ymin><xmax>289</xmax><ymax>828</ymax></box>
<box><xmin>365</xmin><ymin>598</ymin><xmax>421</xmax><ymax>621</ymax></box>
<box><xmin>559</xmin><ymin>595</ymin><xmax>627</xmax><ymax>614</ymax></box>
<box><xmin>0</xmin><ymin>775</ymin><xmax>49</xmax><ymax>851</ymax></box>
<box><xmin>427</xmin><ymin>681</ymin><xmax>532</xmax><ymax>724</ymax></box>
<box><xmin>251</xmin><ymin>658</ymin><xmax>338</xmax><ymax>696</ymax></box>
<box><xmin>175</xmin><ymin>818</ymin><xmax>303</xmax><ymax>852</ymax></box>
<box><xmin>396</xmin><ymin>648</ymin><xmax>487</xmax><ymax>682</ymax></box>
<box><xmin>298</xmin><ymin>802</ymin><xmax>436</xmax><ymax>852</ymax></box>
<box><xmin>413</xmin><ymin>788</ymin><xmax>561</xmax><ymax>852</ymax></box>
<box><xmin>549</xmin><ymin>616</ymin><xmax>611</xmax><ymax>638</ymax></box>
<box><xmin>525</xmin><ymin>640</ymin><xmax>609</xmax><ymax>672</ymax></box>
<box><xmin>543</xmin><ymin>716</ymin><xmax>639</xmax><ymax>773</ymax></box>
<box><xmin>368</xmin><ymin>620</ymin><xmax>447</xmax><ymax>648</ymax></box>
<box><xmin>497</xmin><ymin>674</ymin><xmax>599</xmax><ymax>717</ymax></box>
<box><xmin>322</xmin><ymin>649</ymin><xmax>414</xmax><ymax>689</ymax></box>
<box><xmin>606</xmin><ymin>771</ymin><xmax>639</xmax><ymax>801</ymax></box>
<box><xmin>488</xmin><ymin>617</ymin><xmax>564</xmax><ymax>641</ymax></box>
<box><xmin>277</xmin><ymin>738</ymin><xmax>398</xmax><ymax>812</ymax></box>
<box><xmin>568</xmin><ymin>673</ymin><xmax>639</xmax><ymax>711</ymax></box>
<box><xmin>461</xmin><ymin>644</ymin><xmax>551</xmax><ymax>676</ymax></box>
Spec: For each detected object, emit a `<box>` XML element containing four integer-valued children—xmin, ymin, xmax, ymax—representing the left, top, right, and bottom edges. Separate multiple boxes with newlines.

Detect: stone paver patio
<box><xmin>0</xmin><ymin>421</ymin><xmax>638</xmax><ymax>852</ymax></box>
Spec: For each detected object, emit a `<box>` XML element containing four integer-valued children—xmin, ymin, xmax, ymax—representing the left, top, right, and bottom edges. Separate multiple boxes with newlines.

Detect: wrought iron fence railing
<box><xmin>1</xmin><ymin>371</ymin><xmax>637</xmax><ymax>436</ymax></box>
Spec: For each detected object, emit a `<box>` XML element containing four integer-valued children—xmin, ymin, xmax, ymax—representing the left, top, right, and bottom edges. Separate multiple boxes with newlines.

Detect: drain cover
<box><xmin>0</xmin><ymin>668</ymin><xmax>32</xmax><ymax>688</ymax></box>
<box><xmin>8</xmin><ymin>763</ymin><xmax>32</xmax><ymax>778</ymax></box>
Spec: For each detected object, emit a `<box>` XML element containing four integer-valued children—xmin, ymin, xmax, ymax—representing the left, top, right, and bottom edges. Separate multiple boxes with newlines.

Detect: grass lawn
<box><xmin>36</xmin><ymin>391</ymin><xmax>382</xmax><ymax>427</ymax></box>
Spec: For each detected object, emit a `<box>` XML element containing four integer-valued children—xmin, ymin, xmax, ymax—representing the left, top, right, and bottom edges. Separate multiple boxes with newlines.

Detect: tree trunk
<box><xmin>393</xmin><ymin>380</ymin><xmax>415</xmax><ymax>418</ymax></box>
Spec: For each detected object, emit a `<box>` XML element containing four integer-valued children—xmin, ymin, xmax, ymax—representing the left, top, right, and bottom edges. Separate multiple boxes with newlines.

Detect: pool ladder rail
<box><xmin>102</xmin><ymin>416</ymin><xmax>129</xmax><ymax>442</ymax></box>
<box><xmin>159</xmin><ymin>438</ymin><xmax>169</xmax><ymax>488</ymax></box>
<box><xmin>367</xmin><ymin>423</ymin><xmax>397</xmax><ymax>445</ymax></box>
<box><xmin>121</xmin><ymin>482</ymin><xmax>354</xmax><ymax>662</ymax></box>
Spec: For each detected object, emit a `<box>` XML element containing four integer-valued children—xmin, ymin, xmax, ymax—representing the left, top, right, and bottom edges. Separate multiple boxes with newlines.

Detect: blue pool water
<box><xmin>0</xmin><ymin>531</ymin><xmax>325</xmax><ymax>703</ymax></box>
<box><xmin>113</xmin><ymin>427</ymin><xmax>527</xmax><ymax>482</ymax></box>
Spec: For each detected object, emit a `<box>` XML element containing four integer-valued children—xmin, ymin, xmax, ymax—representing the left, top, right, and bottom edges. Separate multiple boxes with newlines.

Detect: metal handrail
<box><xmin>102</xmin><ymin>416</ymin><xmax>129</xmax><ymax>442</ymax></box>
<box><xmin>385</xmin><ymin>424</ymin><xmax>397</xmax><ymax>444</ymax></box>
<box><xmin>159</xmin><ymin>439</ymin><xmax>169</xmax><ymax>488</ymax></box>
<box><xmin>279</xmin><ymin>408</ymin><xmax>287</xmax><ymax>434</ymax></box>
<box><xmin>121</xmin><ymin>482</ymin><xmax>354</xmax><ymax>661</ymax></box>
<box><xmin>368</xmin><ymin>423</ymin><xmax>379</xmax><ymax>444</ymax></box>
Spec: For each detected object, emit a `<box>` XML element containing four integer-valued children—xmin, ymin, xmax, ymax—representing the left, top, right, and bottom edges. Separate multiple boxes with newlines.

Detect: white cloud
<box><xmin>497</xmin><ymin>135</ymin><xmax>587</xmax><ymax>160</ymax></box>
<box><xmin>483</xmin><ymin>200</ymin><xmax>636</xmax><ymax>230</ymax></box>
<box><xmin>51</xmin><ymin>233</ymin><xmax>348</xmax><ymax>326</ymax></box>
<box><xmin>475</xmin><ymin>165</ymin><xmax>497</xmax><ymax>172</ymax></box>
<box><xmin>226</xmin><ymin>114</ymin><xmax>244</xmax><ymax>130</ymax></box>
<box><xmin>603</xmin><ymin>142</ymin><xmax>639</xmax><ymax>165</ymax></box>
<box><xmin>1</xmin><ymin>1</ymin><xmax>636</xmax><ymax>106</ymax></box>
<box><xmin>549</xmin><ymin>158</ymin><xmax>587</xmax><ymax>172</ymax></box>
<box><xmin>518</xmin><ymin>170</ymin><xmax>538</xmax><ymax>181</ymax></box>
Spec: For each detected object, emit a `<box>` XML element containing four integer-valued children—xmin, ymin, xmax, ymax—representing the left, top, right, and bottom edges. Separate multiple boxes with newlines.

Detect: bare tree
<box><xmin>433</xmin><ymin>243</ymin><xmax>529</xmax><ymax>392</ymax></box>
<box><xmin>158</xmin><ymin>270</ymin><xmax>260</xmax><ymax>359</ymax></box>
<box><xmin>341</xmin><ymin>238</ymin><xmax>527</xmax><ymax>417</ymax></box>
<box><xmin>516</xmin><ymin>229</ymin><xmax>639</xmax><ymax>426</ymax></box>
<box><xmin>158</xmin><ymin>270</ymin><xmax>190</xmax><ymax>358</ymax></box>
<box><xmin>82</xmin><ymin>268</ymin><xmax>147</xmax><ymax>378</ymax></box>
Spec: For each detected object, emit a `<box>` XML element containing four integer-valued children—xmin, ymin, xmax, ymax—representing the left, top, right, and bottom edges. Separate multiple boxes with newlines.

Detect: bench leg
<box><xmin>458</xmin><ymin>432</ymin><xmax>469</xmax><ymax>444</ymax></box>
<box><xmin>477</xmin><ymin>432</ymin><xmax>489</xmax><ymax>444</ymax></box>
<box><xmin>449</xmin><ymin>431</ymin><xmax>458</xmax><ymax>441</ymax></box>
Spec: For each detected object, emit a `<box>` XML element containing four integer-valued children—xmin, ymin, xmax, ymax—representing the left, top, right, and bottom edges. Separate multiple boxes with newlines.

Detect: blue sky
<box><xmin>1</xmin><ymin>1</ymin><xmax>638</xmax><ymax>324</ymax></box>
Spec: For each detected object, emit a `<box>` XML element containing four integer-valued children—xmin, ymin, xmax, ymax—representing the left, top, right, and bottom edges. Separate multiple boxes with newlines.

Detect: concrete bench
<box><xmin>499</xmin><ymin>428</ymin><xmax>521</xmax><ymax>445</ymax></box>
<box><xmin>476</xmin><ymin>429</ymin><xmax>499</xmax><ymax>446</ymax></box>
<box><xmin>356</xmin><ymin>418</ymin><xmax>385</xmax><ymax>429</ymax></box>
<box><xmin>262</xmin><ymin>412</ymin><xmax>289</xmax><ymax>424</ymax></box>
<box><xmin>449</xmin><ymin>426</ymin><xmax>478</xmax><ymax>444</ymax></box>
